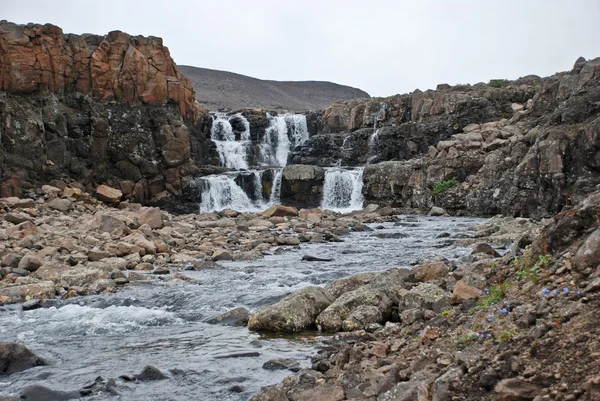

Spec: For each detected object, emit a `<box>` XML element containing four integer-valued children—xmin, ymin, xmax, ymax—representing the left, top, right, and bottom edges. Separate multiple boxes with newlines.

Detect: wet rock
<box><xmin>229</xmin><ymin>385</ymin><xmax>244</xmax><ymax>393</ymax></box>
<box><xmin>451</xmin><ymin>280</ymin><xmax>480</xmax><ymax>304</ymax></box>
<box><xmin>248</xmin><ymin>286</ymin><xmax>334</xmax><ymax>332</ymax></box>
<box><xmin>18</xmin><ymin>255</ymin><xmax>42</xmax><ymax>272</ymax></box>
<box><xmin>373</xmin><ymin>232</ymin><xmax>408</xmax><ymax>239</ymax></box>
<box><xmin>280</xmin><ymin>165</ymin><xmax>325</xmax><ymax>208</ymax></box>
<box><xmin>495</xmin><ymin>378</ymin><xmax>542</xmax><ymax>401</ymax></box>
<box><xmin>136</xmin><ymin>365</ymin><xmax>167</xmax><ymax>381</ymax></box>
<box><xmin>262</xmin><ymin>358</ymin><xmax>301</xmax><ymax>372</ymax></box>
<box><xmin>212</xmin><ymin>250</ymin><xmax>233</xmax><ymax>261</ymax></box>
<box><xmin>301</xmin><ymin>255</ymin><xmax>333</xmax><ymax>262</ymax></box>
<box><xmin>0</xmin><ymin>342</ymin><xmax>45</xmax><ymax>374</ymax></box>
<box><xmin>215</xmin><ymin>352</ymin><xmax>260</xmax><ymax>359</ymax></box>
<box><xmin>208</xmin><ymin>307</ymin><xmax>250</xmax><ymax>326</ymax></box>
<box><xmin>22</xmin><ymin>299</ymin><xmax>42</xmax><ymax>311</ymax></box>
<box><xmin>114</xmin><ymin>277</ymin><xmax>129</xmax><ymax>286</ymax></box>
<box><xmin>153</xmin><ymin>267</ymin><xmax>170</xmax><ymax>275</ymax></box>
<box><xmin>20</xmin><ymin>385</ymin><xmax>80</xmax><ymax>401</ymax></box>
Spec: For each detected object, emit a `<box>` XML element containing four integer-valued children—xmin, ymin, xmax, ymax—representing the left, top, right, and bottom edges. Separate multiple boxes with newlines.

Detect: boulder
<box><xmin>5</xmin><ymin>212</ymin><xmax>33</xmax><ymax>224</ymax></box>
<box><xmin>495</xmin><ymin>378</ymin><xmax>542</xmax><ymax>401</ymax></box>
<box><xmin>0</xmin><ymin>342</ymin><xmax>45</xmax><ymax>374</ymax></box>
<box><xmin>208</xmin><ymin>307</ymin><xmax>250</xmax><ymax>326</ymax></box>
<box><xmin>262</xmin><ymin>205</ymin><xmax>299</xmax><ymax>218</ymax></box>
<box><xmin>280</xmin><ymin>165</ymin><xmax>325</xmax><ymax>208</ymax></box>
<box><xmin>136</xmin><ymin>365</ymin><xmax>167</xmax><ymax>381</ymax></box>
<box><xmin>17</xmin><ymin>255</ymin><xmax>42</xmax><ymax>272</ymax></box>
<box><xmin>248</xmin><ymin>287</ymin><xmax>334</xmax><ymax>332</ymax></box>
<box><xmin>1</xmin><ymin>253</ymin><xmax>22</xmax><ymax>268</ymax></box>
<box><xmin>136</xmin><ymin>208</ymin><xmax>164</xmax><ymax>229</ymax></box>
<box><xmin>412</xmin><ymin>261</ymin><xmax>449</xmax><ymax>282</ymax></box>
<box><xmin>472</xmin><ymin>243</ymin><xmax>499</xmax><ymax>257</ymax></box>
<box><xmin>262</xmin><ymin>358</ymin><xmax>301</xmax><ymax>372</ymax></box>
<box><xmin>400</xmin><ymin>282</ymin><xmax>449</xmax><ymax>314</ymax></box>
<box><xmin>451</xmin><ymin>280</ymin><xmax>480</xmax><ymax>304</ymax></box>
<box><xmin>428</xmin><ymin>206</ymin><xmax>449</xmax><ymax>216</ymax></box>
<box><xmin>20</xmin><ymin>385</ymin><xmax>80</xmax><ymax>401</ymax></box>
<box><xmin>0</xmin><ymin>282</ymin><xmax>55</xmax><ymax>304</ymax></box>
<box><xmin>212</xmin><ymin>250</ymin><xmax>233</xmax><ymax>261</ymax></box>
<box><xmin>95</xmin><ymin>185</ymin><xmax>122</xmax><ymax>203</ymax></box>
<box><xmin>47</xmin><ymin>198</ymin><xmax>71</xmax><ymax>212</ymax></box>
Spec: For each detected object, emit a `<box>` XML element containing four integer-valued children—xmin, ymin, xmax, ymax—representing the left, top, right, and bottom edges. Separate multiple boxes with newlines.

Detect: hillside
<box><xmin>178</xmin><ymin>65</ymin><xmax>370</xmax><ymax>112</ymax></box>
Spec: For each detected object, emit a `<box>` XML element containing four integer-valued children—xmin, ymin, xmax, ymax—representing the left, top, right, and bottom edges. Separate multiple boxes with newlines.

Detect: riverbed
<box><xmin>0</xmin><ymin>215</ymin><xmax>484</xmax><ymax>400</ymax></box>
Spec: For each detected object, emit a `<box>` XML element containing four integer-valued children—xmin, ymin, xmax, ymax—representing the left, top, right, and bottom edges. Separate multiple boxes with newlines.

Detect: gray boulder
<box><xmin>0</xmin><ymin>342</ymin><xmax>45</xmax><ymax>375</ymax></box>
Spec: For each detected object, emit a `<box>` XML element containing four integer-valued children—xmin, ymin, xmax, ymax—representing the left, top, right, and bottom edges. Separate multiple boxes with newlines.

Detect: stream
<box><xmin>0</xmin><ymin>215</ymin><xmax>485</xmax><ymax>400</ymax></box>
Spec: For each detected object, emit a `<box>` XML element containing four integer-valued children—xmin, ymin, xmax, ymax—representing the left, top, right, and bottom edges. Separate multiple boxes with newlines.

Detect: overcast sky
<box><xmin>3</xmin><ymin>0</ymin><xmax>599</xmax><ymax>97</ymax></box>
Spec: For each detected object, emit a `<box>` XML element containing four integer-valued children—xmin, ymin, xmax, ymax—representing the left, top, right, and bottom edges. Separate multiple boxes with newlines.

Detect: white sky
<box><xmin>2</xmin><ymin>0</ymin><xmax>599</xmax><ymax>97</ymax></box>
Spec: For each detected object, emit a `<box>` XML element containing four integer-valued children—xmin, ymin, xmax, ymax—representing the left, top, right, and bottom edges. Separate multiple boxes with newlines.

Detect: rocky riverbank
<box><xmin>250</xmin><ymin>190</ymin><xmax>600</xmax><ymax>401</ymax></box>
<box><xmin>0</xmin><ymin>182</ymin><xmax>414</xmax><ymax>306</ymax></box>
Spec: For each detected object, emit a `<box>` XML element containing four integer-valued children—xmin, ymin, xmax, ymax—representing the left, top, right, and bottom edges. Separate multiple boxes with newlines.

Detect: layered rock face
<box><xmin>0</xmin><ymin>21</ymin><xmax>212</xmax><ymax>207</ymax></box>
<box><xmin>0</xmin><ymin>21</ymin><xmax>196</xmax><ymax>120</ymax></box>
<box><xmin>361</xmin><ymin>57</ymin><xmax>600</xmax><ymax>218</ymax></box>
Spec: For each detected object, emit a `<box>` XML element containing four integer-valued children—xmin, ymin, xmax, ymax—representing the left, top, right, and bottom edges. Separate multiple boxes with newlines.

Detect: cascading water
<box><xmin>211</xmin><ymin>113</ymin><xmax>252</xmax><ymax>170</ymax></box>
<box><xmin>198</xmin><ymin>169</ymin><xmax>283</xmax><ymax>213</ymax></box>
<box><xmin>201</xmin><ymin>113</ymin><xmax>310</xmax><ymax>212</ymax></box>
<box><xmin>321</xmin><ymin>167</ymin><xmax>365</xmax><ymax>213</ymax></box>
<box><xmin>259</xmin><ymin>114</ymin><xmax>309</xmax><ymax>167</ymax></box>
<box><xmin>366</xmin><ymin>129</ymin><xmax>380</xmax><ymax>164</ymax></box>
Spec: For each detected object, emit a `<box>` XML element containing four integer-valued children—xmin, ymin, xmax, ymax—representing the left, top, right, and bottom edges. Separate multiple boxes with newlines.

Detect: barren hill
<box><xmin>178</xmin><ymin>65</ymin><xmax>370</xmax><ymax>112</ymax></box>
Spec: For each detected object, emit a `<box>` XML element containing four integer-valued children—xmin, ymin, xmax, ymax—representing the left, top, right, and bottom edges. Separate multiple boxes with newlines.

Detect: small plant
<box><xmin>512</xmin><ymin>247</ymin><xmax>552</xmax><ymax>283</ymax></box>
<box><xmin>433</xmin><ymin>177</ymin><xmax>457</xmax><ymax>195</ymax></box>
<box><xmin>498</xmin><ymin>329</ymin><xmax>516</xmax><ymax>343</ymax></box>
<box><xmin>477</xmin><ymin>283</ymin><xmax>508</xmax><ymax>309</ymax></box>
<box><xmin>441</xmin><ymin>309</ymin><xmax>454</xmax><ymax>317</ymax></box>
<box><xmin>488</xmin><ymin>79</ymin><xmax>509</xmax><ymax>88</ymax></box>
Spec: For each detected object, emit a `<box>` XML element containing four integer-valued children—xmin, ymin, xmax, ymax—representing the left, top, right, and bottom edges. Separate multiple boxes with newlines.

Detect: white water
<box><xmin>260</xmin><ymin>114</ymin><xmax>309</xmax><ymax>167</ymax></box>
<box><xmin>321</xmin><ymin>167</ymin><xmax>365</xmax><ymax>213</ymax></box>
<box><xmin>211</xmin><ymin>113</ymin><xmax>252</xmax><ymax>170</ymax></box>
<box><xmin>367</xmin><ymin>129</ymin><xmax>380</xmax><ymax>164</ymax></box>
<box><xmin>198</xmin><ymin>169</ymin><xmax>283</xmax><ymax>213</ymax></box>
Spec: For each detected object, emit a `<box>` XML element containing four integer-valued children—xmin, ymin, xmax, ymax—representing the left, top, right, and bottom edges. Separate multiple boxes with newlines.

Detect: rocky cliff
<box><xmin>0</xmin><ymin>21</ymin><xmax>213</xmax><ymax>206</ymax></box>
<box><xmin>287</xmin><ymin>57</ymin><xmax>600</xmax><ymax>219</ymax></box>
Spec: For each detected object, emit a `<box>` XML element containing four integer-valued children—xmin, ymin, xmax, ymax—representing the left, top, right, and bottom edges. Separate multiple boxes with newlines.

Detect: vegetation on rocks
<box><xmin>432</xmin><ymin>177</ymin><xmax>458</xmax><ymax>195</ymax></box>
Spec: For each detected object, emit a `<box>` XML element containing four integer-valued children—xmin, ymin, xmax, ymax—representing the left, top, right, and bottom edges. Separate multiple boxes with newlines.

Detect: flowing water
<box><xmin>211</xmin><ymin>113</ymin><xmax>252</xmax><ymax>170</ymax></box>
<box><xmin>0</xmin><ymin>216</ymin><xmax>485</xmax><ymax>400</ymax></box>
<box><xmin>321</xmin><ymin>168</ymin><xmax>365</xmax><ymax>213</ymax></box>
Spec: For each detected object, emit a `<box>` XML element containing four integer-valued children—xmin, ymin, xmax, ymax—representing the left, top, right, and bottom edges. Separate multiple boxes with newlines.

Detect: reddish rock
<box><xmin>451</xmin><ymin>280</ymin><xmax>480</xmax><ymax>304</ymax></box>
<box><xmin>262</xmin><ymin>205</ymin><xmax>299</xmax><ymax>218</ymax></box>
<box><xmin>495</xmin><ymin>378</ymin><xmax>542</xmax><ymax>401</ymax></box>
<box><xmin>95</xmin><ymin>185</ymin><xmax>122</xmax><ymax>203</ymax></box>
<box><xmin>0</xmin><ymin>21</ymin><xmax>197</xmax><ymax>121</ymax></box>
<box><xmin>412</xmin><ymin>262</ymin><xmax>449</xmax><ymax>282</ymax></box>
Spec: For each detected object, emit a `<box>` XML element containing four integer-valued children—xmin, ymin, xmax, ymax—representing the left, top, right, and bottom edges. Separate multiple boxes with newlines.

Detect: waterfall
<box><xmin>211</xmin><ymin>113</ymin><xmax>252</xmax><ymax>170</ymax></box>
<box><xmin>198</xmin><ymin>169</ymin><xmax>283</xmax><ymax>213</ymax></box>
<box><xmin>321</xmin><ymin>168</ymin><xmax>365</xmax><ymax>213</ymax></box>
<box><xmin>366</xmin><ymin>129</ymin><xmax>380</xmax><ymax>164</ymax></box>
<box><xmin>260</xmin><ymin>114</ymin><xmax>309</xmax><ymax>167</ymax></box>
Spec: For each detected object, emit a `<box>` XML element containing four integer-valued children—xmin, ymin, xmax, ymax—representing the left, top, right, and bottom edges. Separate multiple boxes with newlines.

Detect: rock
<box><xmin>280</xmin><ymin>165</ymin><xmax>325</xmax><ymax>208</ymax></box>
<box><xmin>574</xmin><ymin>227</ymin><xmax>600</xmax><ymax>270</ymax></box>
<box><xmin>1</xmin><ymin>253</ymin><xmax>22</xmax><ymax>268</ymax></box>
<box><xmin>20</xmin><ymin>385</ymin><xmax>80</xmax><ymax>401</ymax></box>
<box><xmin>61</xmin><ymin>187</ymin><xmax>81</xmax><ymax>199</ymax></box>
<box><xmin>13</xmin><ymin>198</ymin><xmax>36</xmax><ymax>209</ymax></box>
<box><xmin>99</xmin><ymin>215</ymin><xmax>127</xmax><ymax>236</ymax></box>
<box><xmin>428</xmin><ymin>206</ymin><xmax>449</xmax><ymax>216</ymax></box>
<box><xmin>152</xmin><ymin>267</ymin><xmax>170</xmax><ymax>275</ymax></box>
<box><xmin>325</xmin><ymin>272</ymin><xmax>377</xmax><ymax>298</ymax></box>
<box><xmin>472</xmin><ymin>243</ymin><xmax>500</xmax><ymax>257</ymax></box>
<box><xmin>288</xmin><ymin>384</ymin><xmax>344</xmax><ymax>401</ymax></box>
<box><xmin>0</xmin><ymin>342</ymin><xmax>45</xmax><ymax>374</ymax></box>
<box><xmin>18</xmin><ymin>255</ymin><xmax>42</xmax><ymax>272</ymax></box>
<box><xmin>495</xmin><ymin>378</ymin><xmax>542</xmax><ymax>401</ymax></box>
<box><xmin>215</xmin><ymin>352</ymin><xmax>260</xmax><ymax>359</ymax></box>
<box><xmin>0</xmin><ymin>282</ymin><xmax>55</xmax><ymax>304</ymax></box>
<box><xmin>208</xmin><ymin>307</ymin><xmax>250</xmax><ymax>326</ymax></box>
<box><xmin>114</xmin><ymin>277</ymin><xmax>129</xmax><ymax>286</ymax></box>
<box><xmin>212</xmin><ymin>250</ymin><xmax>233</xmax><ymax>261</ymax></box>
<box><xmin>262</xmin><ymin>358</ymin><xmax>301</xmax><ymax>372</ymax></box>
<box><xmin>136</xmin><ymin>365</ymin><xmax>167</xmax><ymax>381</ymax></box>
<box><xmin>301</xmin><ymin>255</ymin><xmax>334</xmax><ymax>262</ymax></box>
<box><xmin>316</xmin><ymin>269</ymin><xmax>414</xmax><ymax>332</ymax></box>
<box><xmin>22</xmin><ymin>299</ymin><xmax>42</xmax><ymax>311</ymax></box>
<box><xmin>47</xmin><ymin>198</ymin><xmax>71</xmax><ymax>212</ymax></box>
<box><xmin>88</xmin><ymin>250</ymin><xmax>111</xmax><ymax>262</ymax></box>
<box><xmin>412</xmin><ymin>261</ymin><xmax>449</xmax><ymax>282</ymax></box>
<box><xmin>248</xmin><ymin>286</ymin><xmax>334</xmax><ymax>332</ymax></box>
<box><xmin>95</xmin><ymin>185</ymin><xmax>122</xmax><ymax>203</ymax></box>
<box><xmin>401</xmin><ymin>282</ymin><xmax>449</xmax><ymax>313</ymax></box>
<box><xmin>250</xmin><ymin>387</ymin><xmax>289</xmax><ymax>401</ymax></box>
<box><xmin>136</xmin><ymin>208</ymin><xmax>164</xmax><ymax>229</ymax></box>
<box><xmin>262</xmin><ymin>205</ymin><xmax>299</xmax><ymax>218</ymax></box>
<box><xmin>5</xmin><ymin>212</ymin><xmax>33</xmax><ymax>224</ymax></box>
<box><xmin>6</xmin><ymin>221</ymin><xmax>37</xmax><ymax>239</ymax></box>
<box><xmin>451</xmin><ymin>280</ymin><xmax>480</xmax><ymax>304</ymax></box>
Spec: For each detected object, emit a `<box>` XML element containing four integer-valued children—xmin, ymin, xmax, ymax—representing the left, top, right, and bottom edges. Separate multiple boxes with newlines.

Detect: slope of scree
<box><xmin>178</xmin><ymin>65</ymin><xmax>370</xmax><ymax>112</ymax></box>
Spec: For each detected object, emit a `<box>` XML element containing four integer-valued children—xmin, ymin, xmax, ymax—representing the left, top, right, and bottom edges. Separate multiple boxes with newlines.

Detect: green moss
<box><xmin>488</xmin><ymin>79</ymin><xmax>509</xmax><ymax>88</ymax></box>
<box><xmin>433</xmin><ymin>177</ymin><xmax>457</xmax><ymax>195</ymax></box>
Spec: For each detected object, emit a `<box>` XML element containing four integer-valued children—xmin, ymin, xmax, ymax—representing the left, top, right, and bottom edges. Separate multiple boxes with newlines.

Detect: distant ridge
<box><xmin>178</xmin><ymin>65</ymin><xmax>370</xmax><ymax>112</ymax></box>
